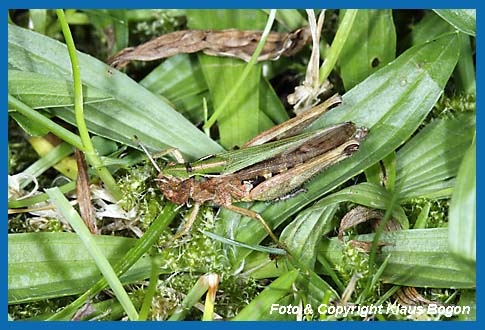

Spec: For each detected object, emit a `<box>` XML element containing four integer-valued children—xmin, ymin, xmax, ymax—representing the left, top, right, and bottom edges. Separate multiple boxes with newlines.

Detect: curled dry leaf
<box><xmin>339</xmin><ymin>206</ymin><xmax>402</xmax><ymax>252</ymax></box>
<box><xmin>394</xmin><ymin>287</ymin><xmax>440</xmax><ymax>306</ymax></box>
<box><xmin>108</xmin><ymin>27</ymin><xmax>311</xmax><ymax>69</ymax></box>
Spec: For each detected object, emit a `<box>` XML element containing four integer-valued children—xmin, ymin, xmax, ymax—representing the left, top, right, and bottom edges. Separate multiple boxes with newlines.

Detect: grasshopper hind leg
<box><xmin>224</xmin><ymin>204</ymin><xmax>287</xmax><ymax>251</ymax></box>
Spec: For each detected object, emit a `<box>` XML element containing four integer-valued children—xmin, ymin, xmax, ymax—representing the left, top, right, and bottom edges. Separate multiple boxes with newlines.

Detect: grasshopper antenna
<box><xmin>134</xmin><ymin>135</ymin><xmax>161</xmax><ymax>173</ymax></box>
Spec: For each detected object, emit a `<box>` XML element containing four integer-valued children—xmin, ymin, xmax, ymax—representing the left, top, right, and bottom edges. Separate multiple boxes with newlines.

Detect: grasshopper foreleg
<box><xmin>152</xmin><ymin>147</ymin><xmax>185</xmax><ymax>164</ymax></box>
<box><xmin>170</xmin><ymin>202</ymin><xmax>201</xmax><ymax>242</ymax></box>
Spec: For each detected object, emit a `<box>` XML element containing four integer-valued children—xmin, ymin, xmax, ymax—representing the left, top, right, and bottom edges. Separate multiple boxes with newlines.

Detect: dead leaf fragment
<box><xmin>108</xmin><ymin>27</ymin><xmax>311</xmax><ymax>69</ymax></box>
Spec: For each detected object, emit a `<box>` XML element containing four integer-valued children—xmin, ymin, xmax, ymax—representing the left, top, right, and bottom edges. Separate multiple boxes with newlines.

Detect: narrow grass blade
<box><xmin>46</xmin><ymin>187</ymin><xmax>138</xmax><ymax>320</ymax></box>
<box><xmin>448</xmin><ymin>138</ymin><xmax>475</xmax><ymax>271</ymax></box>
<box><xmin>232</xmin><ymin>269</ymin><xmax>299</xmax><ymax>320</ymax></box>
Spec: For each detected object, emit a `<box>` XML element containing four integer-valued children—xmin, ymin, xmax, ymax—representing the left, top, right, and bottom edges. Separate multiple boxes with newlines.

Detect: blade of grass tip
<box><xmin>138</xmin><ymin>257</ymin><xmax>162</xmax><ymax>320</ymax></box>
<box><xmin>356</xmin><ymin>254</ymin><xmax>391</xmax><ymax>304</ymax></box>
<box><xmin>56</xmin><ymin>9</ymin><xmax>122</xmax><ymax>201</ymax></box>
<box><xmin>46</xmin><ymin>187</ymin><xmax>138</xmax><ymax>320</ymax></box>
<box><xmin>203</xmin><ymin>9</ymin><xmax>277</xmax><ymax>130</ymax></box>
<box><xmin>201</xmin><ymin>230</ymin><xmax>286</xmax><ymax>255</ymax></box>
<box><xmin>319</xmin><ymin>9</ymin><xmax>358</xmax><ymax>84</ymax></box>
<box><xmin>20</xmin><ymin>142</ymin><xmax>74</xmax><ymax>189</ymax></box>
<box><xmin>202</xmin><ymin>273</ymin><xmax>219</xmax><ymax>321</ymax></box>
<box><xmin>47</xmin><ymin>202</ymin><xmax>178</xmax><ymax>320</ymax></box>
<box><xmin>8</xmin><ymin>95</ymin><xmax>84</xmax><ymax>150</ymax></box>
<box><xmin>168</xmin><ymin>275</ymin><xmax>211</xmax><ymax>321</ymax></box>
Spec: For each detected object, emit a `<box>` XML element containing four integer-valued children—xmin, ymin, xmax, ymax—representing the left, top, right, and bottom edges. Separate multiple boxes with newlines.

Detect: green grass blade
<box><xmin>448</xmin><ymin>138</ymin><xmax>475</xmax><ymax>271</ymax></box>
<box><xmin>319</xmin><ymin>9</ymin><xmax>358</xmax><ymax>84</ymax></box>
<box><xmin>395</xmin><ymin>113</ymin><xmax>475</xmax><ymax>200</ymax></box>
<box><xmin>56</xmin><ymin>8</ymin><xmax>122</xmax><ymax>200</ymax></box>
<box><xmin>339</xmin><ymin>9</ymin><xmax>396</xmax><ymax>91</ymax></box>
<box><xmin>434</xmin><ymin>9</ymin><xmax>476</xmax><ymax>36</ymax></box>
<box><xmin>232</xmin><ymin>269</ymin><xmax>299</xmax><ymax>320</ymax></box>
<box><xmin>8</xmin><ymin>95</ymin><xmax>84</xmax><ymax>150</ymax></box>
<box><xmin>45</xmin><ymin>187</ymin><xmax>138</xmax><ymax>320</ymax></box>
<box><xmin>188</xmin><ymin>9</ymin><xmax>276</xmax><ymax>147</ymax></box>
<box><xmin>19</xmin><ymin>142</ymin><xmax>73</xmax><ymax>188</ymax></box>
<box><xmin>8</xmin><ymin>24</ymin><xmax>222</xmax><ymax>159</ymax></box>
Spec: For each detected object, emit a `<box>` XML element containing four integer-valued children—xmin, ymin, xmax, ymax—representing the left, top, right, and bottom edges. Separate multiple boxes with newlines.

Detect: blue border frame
<box><xmin>4</xmin><ymin>0</ymin><xmax>480</xmax><ymax>328</ymax></box>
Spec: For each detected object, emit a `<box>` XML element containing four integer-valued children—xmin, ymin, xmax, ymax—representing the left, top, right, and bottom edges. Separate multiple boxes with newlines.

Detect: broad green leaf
<box><xmin>311</xmin><ymin>182</ymin><xmax>408</xmax><ymax>227</ymax></box>
<box><xmin>319</xmin><ymin>228</ymin><xmax>475</xmax><ymax>288</ymax></box>
<box><xmin>339</xmin><ymin>9</ymin><xmax>396</xmax><ymax>91</ymax></box>
<box><xmin>187</xmin><ymin>10</ymin><xmax>274</xmax><ymax>148</ymax></box>
<box><xmin>232</xmin><ymin>269</ymin><xmax>298</xmax><ymax>320</ymax></box>
<box><xmin>226</xmin><ymin>32</ymin><xmax>460</xmax><ymax>253</ymax></box>
<box><xmin>395</xmin><ymin>113</ymin><xmax>475</xmax><ymax>201</ymax></box>
<box><xmin>8</xmin><ymin>25</ymin><xmax>222</xmax><ymax>159</ymax></box>
<box><xmin>434</xmin><ymin>9</ymin><xmax>476</xmax><ymax>36</ymax></box>
<box><xmin>449</xmin><ymin>138</ymin><xmax>475</xmax><ymax>269</ymax></box>
<box><xmin>8</xmin><ymin>232</ymin><xmax>156</xmax><ymax>304</ymax></box>
<box><xmin>8</xmin><ymin>70</ymin><xmax>112</xmax><ymax>108</ymax></box>
<box><xmin>281</xmin><ymin>204</ymin><xmax>337</xmax><ymax>269</ymax></box>
<box><xmin>140</xmin><ymin>54</ymin><xmax>288</xmax><ymax>126</ymax></box>
<box><xmin>140</xmin><ymin>54</ymin><xmax>207</xmax><ymax>102</ymax></box>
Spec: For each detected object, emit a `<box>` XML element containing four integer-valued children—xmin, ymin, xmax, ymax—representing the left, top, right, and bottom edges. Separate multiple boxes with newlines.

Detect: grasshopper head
<box><xmin>157</xmin><ymin>174</ymin><xmax>191</xmax><ymax>205</ymax></box>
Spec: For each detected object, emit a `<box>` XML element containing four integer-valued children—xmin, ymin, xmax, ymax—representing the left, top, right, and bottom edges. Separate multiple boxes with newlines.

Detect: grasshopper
<box><xmin>152</xmin><ymin>94</ymin><xmax>368</xmax><ymax>247</ymax></box>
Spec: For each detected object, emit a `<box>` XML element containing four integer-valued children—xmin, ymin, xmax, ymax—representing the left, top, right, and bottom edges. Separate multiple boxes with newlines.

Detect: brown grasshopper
<box><xmin>151</xmin><ymin>95</ymin><xmax>368</xmax><ymax>247</ymax></box>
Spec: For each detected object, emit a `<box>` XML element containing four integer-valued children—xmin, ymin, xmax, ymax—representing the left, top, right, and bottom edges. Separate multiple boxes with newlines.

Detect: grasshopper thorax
<box><xmin>157</xmin><ymin>174</ymin><xmax>192</xmax><ymax>205</ymax></box>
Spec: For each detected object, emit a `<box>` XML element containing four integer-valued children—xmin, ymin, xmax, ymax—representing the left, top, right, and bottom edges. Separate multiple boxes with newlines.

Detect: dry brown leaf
<box><xmin>108</xmin><ymin>27</ymin><xmax>311</xmax><ymax>69</ymax></box>
<box><xmin>75</xmin><ymin>149</ymin><xmax>97</xmax><ymax>234</ymax></box>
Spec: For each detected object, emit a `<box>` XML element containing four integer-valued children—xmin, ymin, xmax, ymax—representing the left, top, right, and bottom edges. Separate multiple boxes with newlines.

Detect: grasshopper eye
<box><xmin>344</xmin><ymin>143</ymin><xmax>360</xmax><ymax>155</ymax></box>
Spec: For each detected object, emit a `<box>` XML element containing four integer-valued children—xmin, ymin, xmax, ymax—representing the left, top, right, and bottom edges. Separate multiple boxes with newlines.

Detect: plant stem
<box><xmin>203</xmin><ymin>9</ymin><xmax>277</xmax><ymax>130</ymax></box>
<box><xmin>8</xmin><ymin>95</ymin><xmax>84</xmax><ymax>150</ymax></box>
<box><xmin>56</xmin><ymin>9</ymin><xmax>122</xmax><ymax>200</ymax></box>
<box><xmin>319</xmin><ymin>9</ymin><xmax>358</xmax><ymax>84</ymax></box>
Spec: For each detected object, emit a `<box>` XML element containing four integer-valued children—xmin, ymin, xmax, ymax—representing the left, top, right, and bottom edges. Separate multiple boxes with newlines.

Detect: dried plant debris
<box><xmin>339</xmin><ymin>206</ymin><xmax>402</xmax><ymax>252</ymax></box>
<box><xmin>108</xmin><ymin>27</ymin><xmax>311</xmax><ymax>69</ymax></box>
<box><xmin>394</xmin><ymin>287</ymin><xmax>438</xmax><ymax>306</ymax></box>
